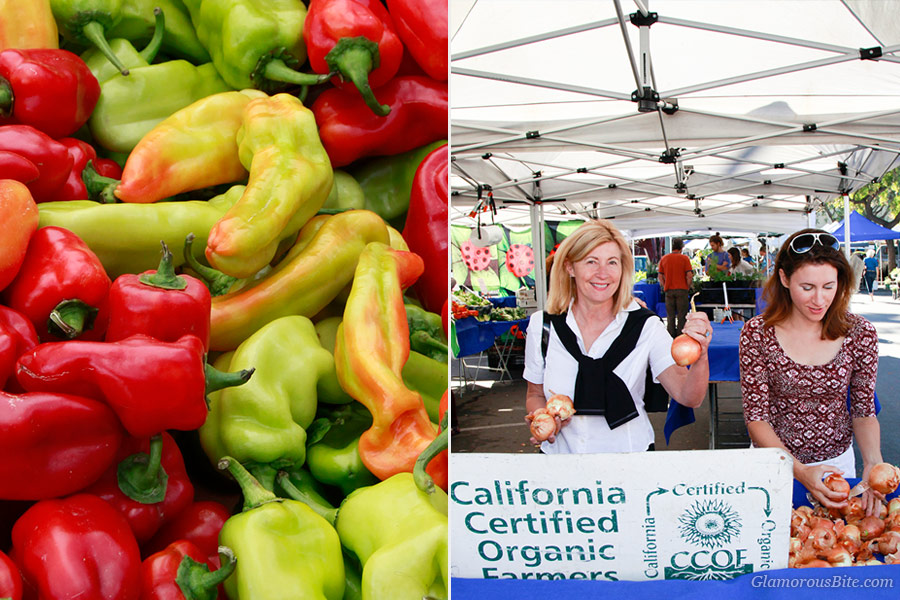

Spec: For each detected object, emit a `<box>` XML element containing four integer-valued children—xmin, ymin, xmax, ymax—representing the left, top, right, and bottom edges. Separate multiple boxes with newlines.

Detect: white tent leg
<box><xmin>844</xmin><ymin>193</ymin><xmax>852</xmax><ymax>260</ymax></box>
<box><xmin>531</xmin><ymin>203</ymin><xmax>547</xmax><ymax>311</ymax></box>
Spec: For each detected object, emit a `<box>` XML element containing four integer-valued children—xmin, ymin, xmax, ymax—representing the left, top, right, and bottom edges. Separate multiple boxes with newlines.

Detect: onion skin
<box><xmin>868</xmin><ymin>462</ymin><xmax>900</xmax><ymax>495</ymax></box>
<box><xmin>545</xmin><ymin>394</ymin><xmax>575</xmax><ymax>421</ymax></box>
<box><xmin>671</xmin><ymin>334</ymin><xmax>702</xmax><ymax>366</ymax></box>
<box><xmin>527</xmin><ymin>408</ymin><xmax>556</xmax><ymax>442</ymax></box>
<box><xmin>823</xmin><ymin>474</ymin><xmax>851</xmax><ymax>502</ymax></box>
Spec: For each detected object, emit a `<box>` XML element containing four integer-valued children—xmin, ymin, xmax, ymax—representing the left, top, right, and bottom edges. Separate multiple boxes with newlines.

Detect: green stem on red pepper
<box><xmin>183</xmin><ymin>233</ymin><xmax>238</xmax><ymax>297</ymax></box>
<box><xmin>116</xmin><ymin>433</ymin><xmax>168</xmax><ymax>504</ymax></box>
<box><xmin>413</xmin><ymin>412</ymin><xmax>448</xmax><ymax>495</ymax></box>
<box><xmin>176</xmin><ymin>546</ymin><xmax>237</xmax><ymax>598</ymax></box>
<box><xmin>138</xmin><ymin>242</ymin><xmax>188</xmax><ymax>290</ymax></box>
<box><xmin>325</xmin><ymin>37</ymin><xmax>389</xmax><ymax>116</ymax></box>
<box><xmin>82</xmin><ymin>160</ymin><xmax>120</xmax><ymax>203</ymax></box>
<box><xmin>48</xmin><ymin>298</ymin><xmax>99</xmax><ymax>340</ymax></box>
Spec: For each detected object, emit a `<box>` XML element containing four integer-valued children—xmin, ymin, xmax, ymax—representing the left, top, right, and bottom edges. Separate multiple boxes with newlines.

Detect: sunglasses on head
<box><xmin>789</xmin><ymin>232</ymin><xmax>841</xmax><ymax>254</ymax></box>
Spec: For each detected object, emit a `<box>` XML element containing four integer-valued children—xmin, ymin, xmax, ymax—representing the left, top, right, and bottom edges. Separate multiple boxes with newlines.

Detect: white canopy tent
<box><xmin>450</xmin><ymin>0</ymin><xmax>900</xmax><ymax>306</ymax></box>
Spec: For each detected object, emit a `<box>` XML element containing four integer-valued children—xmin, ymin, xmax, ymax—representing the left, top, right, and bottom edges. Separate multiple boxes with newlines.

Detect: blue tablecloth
<box><xmin>633</xmin><ymin>282</ymin><xmax>660</xmax><ymax>311</ymax></box>
<box><xmin>453</xmin><ymin>317</ymin><xmax>530</xmax><ymax>358</ymax></box>
<box><xmin>488</xmin><ymin>296</ymin><xmax>517</xmax><ymax>308</ymax></box>
<box><xmin>452</xmin><ymin>565</ymin><xmax>900</xmax><ymax>600</ymax></box>
<box><xmin>793</xmin><ymin>477</ymin><xmax>899</xmax><ymax>508</ymax></box>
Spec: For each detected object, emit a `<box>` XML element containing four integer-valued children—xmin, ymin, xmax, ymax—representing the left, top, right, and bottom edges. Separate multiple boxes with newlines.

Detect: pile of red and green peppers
<box><xmin>0</xmin><ymin>1</ymin><xmax>449</xmax><ymax>598</ymax></box>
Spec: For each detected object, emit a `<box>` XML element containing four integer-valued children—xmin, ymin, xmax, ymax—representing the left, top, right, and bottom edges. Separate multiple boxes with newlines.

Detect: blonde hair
<box><xmin>546</xmin><ymin>220</ymin><xmax>634</xmax><ymax>314</ymax></box>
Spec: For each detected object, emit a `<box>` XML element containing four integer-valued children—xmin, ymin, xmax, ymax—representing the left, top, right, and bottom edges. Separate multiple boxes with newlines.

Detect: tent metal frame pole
<box><xmin>613</xmin><ymin>0</ymin><xmax>645</xmax><ymax>92</ymax></box>
<box><xmin>685</xmin><ymin>148</ymin><xmax>860</xmax><ymax>189</ymax></box>
<box><xmin>450</xmin><ymin>67</ymin><xmax>634</xmax><ymax>100</ymax></box>
<box><xmin>531</xmin><ymin>202</ymin><xmax>547</xmax><ymax>311</ymax></box>
<box><xmin>844</xmin><ymin>193</ymin><xmax>852</xmax><ymax>260</ymax></box>
<box><xmin>451</xmin><ymin>18</ymin><xmax>619</xmax><ymax>61</ymax></box>
<box><xmin>709</xmin><ymin>154</ymin><xmax>873</xmax><ymax>186</ymax></box>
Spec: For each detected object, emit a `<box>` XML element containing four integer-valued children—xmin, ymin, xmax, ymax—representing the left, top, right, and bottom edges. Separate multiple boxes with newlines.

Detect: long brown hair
<box><xmin>761</xmin><ymin>228</ymin><xmax>853</xmax><ymax>339</ymax></box>
<box><xmin>546</xmin><ymin>220</ymin><xmax>634</xmax><ymax>314</ymax></box>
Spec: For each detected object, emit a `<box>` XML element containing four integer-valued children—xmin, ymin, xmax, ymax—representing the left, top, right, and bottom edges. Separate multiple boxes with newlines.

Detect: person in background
<box><xmin>741</xmin><ymin>247</ymin><xmax>755</xmax><ymax>266</ymax></box>
<box><xmin>864</xmin><ymin>248</ymin><xmax>879</xmax><ymax>302</ymax></box>
<box><xmin>739</xmin><ymin>229</ymin><xmax>882</xmax><ymax>513</ymax></box>
<box><xmin>705</xmin><ymin>234</ymin><xmax>731</xmax><ymax>276</ymax></box>
<box><xmin>759</xmin><ymin>241</ymin><xmax>776</xmax><ymax>277</ymax></box>
<box><xmin>523</xmin><ymin>220</ymin><xmax>712</xmax><ymax>454</ymax></box>
<box><xmin>658</xmin><ymin>238</ymin><xmax>695</xmax><ymax>337</ymax></box>
<box><xmin>849</xmin><ymin>251</ymin><xmax>865</xmax><ymax>295</ymax></box>
<box><xmin>728</xmin><ymin>247</ymin><xmax>755</xmax><ymax>277</ymax></box>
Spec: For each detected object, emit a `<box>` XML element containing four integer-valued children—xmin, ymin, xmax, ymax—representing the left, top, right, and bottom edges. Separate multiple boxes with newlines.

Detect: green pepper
<box><xmin>405</xmin><ymin>304</ymin><xmax>448</xmax><ymax>363</ymax></box>
<box><xmin>80</xmin><ymin>4</ymin><xmax>164</xmax><ymax>85</ymax></box>
<box><xmin>199</xmin><ymin>315</ymin><xmax>344</xmax><ymax>482</ymax></box>
<box><xmin>218</xmin><ymin>456</ymin><xmax>345</xmax><ymax>599</ymax></box>
<box><xmin>316</xmin><ymin>316</ymin><xmax>445</xmax><ymax>422</ymax></box>
<box><xmin>106</xmin><ymin>0</ymin><xmax>210</xmax><ymax>63</ymax></box>
<box><xmin>184</xmin><ymin>0</ymin><xmax>329</xmax><ymax>92</ymax></box>
<box><xmin>351</xmin><ymin>140</ymin><xmax>445</xmax><ymax>229</ymax></box>
<box><xmin>336</xmin><ymin>473</ymin><xmax>448</xmax><ymax>600</ymax></box>
<box><xmin>321</xmin><ymin>170</ymin><xmax>365</xmax><ymax>213</ymax></box>
<box><xmin>36</xmin><ymin>184</ymin><xmax>242</xmax><ymax>278</ymax></box>
<box><xmin>306</xmin><ymin>403</ymin><xmax>379</xmax><ymax>497</ymax></box>
<box><xmin>50</xmin><ymin>0</ymin><xmax>131</xmax><ymax>75</ymax></box>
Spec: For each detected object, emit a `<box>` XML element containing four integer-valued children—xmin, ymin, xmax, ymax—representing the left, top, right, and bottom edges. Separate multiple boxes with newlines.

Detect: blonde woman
<box><xmin>523</xmin><ymin>220</ymin><xmax>712</xmax><ymax>454</ymax></box>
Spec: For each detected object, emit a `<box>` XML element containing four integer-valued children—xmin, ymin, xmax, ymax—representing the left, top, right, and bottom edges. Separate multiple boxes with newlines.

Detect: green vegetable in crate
<box><xmin>183</xmin><ymin>0</ymin><xmax>330</xmax><ymax>92</ymax></box>
<box><xmin>37</xmin><ymin>184</ymin><xmax>242</xmax><ymax>279</ymax></box>
<box><xmin>305</xmin><ymin>403</ymin><xmax>379</xmax><ymax>497</ymax></box>
<box><xmin>85</xmin><ymin>7</ymin><xmax>231</xmax><ymax>154</ymax></box>
<box><xmin>336</xmin><ymin>473</ymin><xmax>448</xmax><ymax>600</ymax></box>
<box><xmin>218</xmin><ymin>456</ymin><xmax>344</xmax><ymax>599</ymax></box>
<box><xmin>488</xmin><ymin>307</ymin><xmax>526</xmax><ymax>322</ymax></box>
<box><xmin>200</xmin><ymin>315</ymin><xmax>346</xmax><ymax>485</ymax></box>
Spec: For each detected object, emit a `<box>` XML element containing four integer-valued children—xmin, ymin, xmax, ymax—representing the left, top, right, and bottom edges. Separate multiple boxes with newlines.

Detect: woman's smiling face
<box><xmin>779</xmin><ymin>262</ymin><xmax>839</xmax><ymax>322</ymax></box>
<box><xmin>566</xmin><ymin>241</ymin><xmax>622</xmax><ymax>306</ymax></box>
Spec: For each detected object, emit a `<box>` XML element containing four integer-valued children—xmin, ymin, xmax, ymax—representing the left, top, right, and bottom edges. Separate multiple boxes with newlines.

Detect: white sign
<box><xmin>450</xmin><ymin>449</ymin><xmax>792</xmax><ymax>582</ymax></box>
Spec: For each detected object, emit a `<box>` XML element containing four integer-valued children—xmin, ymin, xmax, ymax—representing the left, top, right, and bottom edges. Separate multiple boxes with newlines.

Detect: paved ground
<box><xmin>451</xmin><ymin>288</ymin><xmax>900</xmax><ymax>474</ymax></box>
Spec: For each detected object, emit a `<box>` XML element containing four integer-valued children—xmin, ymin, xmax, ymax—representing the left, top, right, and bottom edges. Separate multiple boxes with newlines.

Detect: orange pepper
<box><xmin>0</xmin><ymin>0</ymin><xmax>58</xmax><ymax>51</ymax></box>
<box><xmin>334</xmin><ymin>242</ymin><xmax>442</xmax><ymax>483</ymax></box>
<box><xmin>0</xmin><ymin>179</ymin><xmax>39</xmax><ymax>291</ymax></box>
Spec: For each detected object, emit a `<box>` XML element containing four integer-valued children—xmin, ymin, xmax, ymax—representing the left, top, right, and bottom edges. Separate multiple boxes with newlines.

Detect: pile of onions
<box><xmin>790</xmin><ymin>478</ymin><xmax>900</xmax><ymax>568</ymax></box>
<box><xmin>671</xmin><ymin>334</ymin><xmax>701</xmax><ymax>367</ymax></box>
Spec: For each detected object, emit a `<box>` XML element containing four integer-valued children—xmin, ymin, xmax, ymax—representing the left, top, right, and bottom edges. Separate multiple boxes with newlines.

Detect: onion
<box><xmin>877</xmin><ymin>530</ymin><xmax>900</xmax><ymax>555</ymax></box>
<box><xmin>889</xmin><ymin>497</ymin><xmax>900</xmax><ymax>514</ymax></box>
<box><xmin>545</xmin><ymin>394</ymin><xmax>575</xmax><ymax>421</ymax></box>
<box><xmin>825</xmin><ymin>547</ymin><xmax>853</xmax><ymax>567</ymax></box>
<box><xmin>671</xmin><ymin>334</ymin><xmax>702</xmax><ymax>366</ymax></box>
<box><xmin>809</xmin><ymin>526</ymin><xmax>836</xmax><ymax>553</ymax></box>
<box><xmin>799</xmin><ymin>559</ymin><xmax>831</xmax><ymax>568</ymax></box>
<box><xmin>859</xmin><ymin>515</ymin><xmax>885</xmax><ymax>541</ymax></box>
<box><xmin>527</xmin><ymin>408</ymin><xmax>556</xmax><ymax>442</ymax></box>
<box><xmin>823</xmin><ymin>474</ymin><xmax>851</xmax><ymax>501</ymax></box>
<box><xmin>841</xmin><ymin>497</ymin><xmax>865</xmax><ymax>523</ymax></box>
<box><xmin>869</xmin><ymin>462</ymin><xmax>900</xmax><ymax>495</ymax></box>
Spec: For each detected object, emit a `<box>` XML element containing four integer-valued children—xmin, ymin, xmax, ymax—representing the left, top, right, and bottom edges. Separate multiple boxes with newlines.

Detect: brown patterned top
<box><xmin>739</xmin><ymin>313</ymin><xmax>878</xmax><ymax>464</ymax></box>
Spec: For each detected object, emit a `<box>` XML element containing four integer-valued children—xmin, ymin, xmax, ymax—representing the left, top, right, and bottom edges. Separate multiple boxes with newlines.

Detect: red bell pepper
<box><xmin>312</xmin><ymin>75</ymin><xmax>447</xmax><ymax>167</ymax></box>
<box><xmin>12</xmin><ymin>493</ymin><xmax>141</xmax><ymax>600</ymax></box>
<box><xmin>57</xmin><ymin>138</ymin><xmax>123</xmax><ymax>202</ymax></box>
<box><xmin>84</xmin><ymin>432</ymin><xmax>194</xmax><ymax>544</ymax></box>
<box><xmin>1</xmin><ymin>225</ymin><xmax>111</xmax><ymax>341</ymax></box>
<box><xmin>144</xmin><ymin>501</ymin><xmax>232</xmax><ymax>566</ymax></box>
<box><xmin>0</xmin><ymin>125</ymin><xmax>72</xmax><ymax>202</ymax></box>
<box><xmin>0</xmin><ymin>550</ymin><xmax>22</xmax><ymax>600</ymax></box>
<box><xmin>0</xmin><ymin>179</ymin><xmax>38</xmax><ymax>294</ymax></box>
<box><xmin>141</xmin><ymin>541</ymin><xmax>235</xmax><ymax>600</ymax></box>
<box><xmin>0</xmin><ymin>48</ymin><xmax>100</xmax><ymax>138</ymax></box>
<box><xmin>0</xmin><ymin>390</ymin><xmax>123</xmax><ymax>501</ymax></box>
<box><xmin>305</xmin><ymin>0</ymin><xmax>404</xmax><ymax>116</ymax></box>
<box><xmin>15</xmin><ymin>333</ymin><xmax>253</xmax><ymax>438</ymax></box>
<box><xmin>0</xmin><ymin>151</ymin><xmax>39</xmax><ymax>184</ymax></box>
<box><xmin>385</xmin><ymin>0</ymin><xmax>448</xmax><ymax>81</ymax></box>
<box><xmin>106</xmin><ymin>242</ymin><xmax>212</xmax><ymax>350</ymax></box>
<box><xmin>0</xmin><ymin>306</ymin><xmax>38</xmax><ymax>391</ymax></box>
<box><xmin>402</xmin><ymin>143</ymin><xmax>447</xmax><ymax>314</ymax></box>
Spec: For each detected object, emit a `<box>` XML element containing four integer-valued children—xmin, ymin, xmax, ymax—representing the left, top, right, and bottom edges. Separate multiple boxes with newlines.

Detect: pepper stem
<box><xmin>175</xmin><ymin>547</ymin><xmax>237</xmax><ymax>600</ymax></box>
<box><xmin>139</xmin><ymin>241</ymin><xmax>188</xmax><ymax>290</ymax></box>
<box><xmin>82</xmin><ymin>160</ymin><xmax>120</xmax><ymax>204</ymax></box>
<box><xmin>413</xmin><ymin>413</ymin><xmax>448</xmax><ymax>494</ymax></box>
<box><xmin>325</xmin><ymin>37</ymin><xmax>390</xmax><ymax>116</ymax></box>
<box><xmin>139</xmin><ymin>7</ymin><xmax>166</xmax><ymax>64</ymax></box>
<box><xmin>0</xmin><ymin>77</ymin><xmax>13</xmax><ymax>118</ymax></box>
<box><xmin>263</xmin><ymin>58</ymin><xmax>333</xmax><ymax>87</ymax></box>
<box><xmin>183</xmin><ymin>234</ymin><xmax>237</xmax><ymax>297</ymax></box>
<box><xmin>205</xmin><ymin>363</ymin><xmax>255</xmax><ymax>397</ymax></box>
<box><xmin>81</xmin><ymin>20</ymin><xmax>130</xmax><ymax>76</ymax></box>
<box><xmin>218</xmin><ymin>456</ymin><xmax>279</xmax><ymax>511</ymax></box>
<box><xmin>47</xmin><ymin>299</ymin><xmax>98</xmax><ymax>339</ymax></box>
<box><xmin>276</xmin><ymin>472</ymin><xmax>338</xmax><ymax>525</ymax></box>
<box><xmin>117</xmin><ymin>433</ymin><xmax>169</xmax><ymax>504</ymax></box>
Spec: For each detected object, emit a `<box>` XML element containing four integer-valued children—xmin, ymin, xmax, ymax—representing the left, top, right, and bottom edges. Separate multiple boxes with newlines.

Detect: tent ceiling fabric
<box><xmin>450</xmin><ymin>0</ymin><xmax>900</xmax><ymax>232</ymax></box>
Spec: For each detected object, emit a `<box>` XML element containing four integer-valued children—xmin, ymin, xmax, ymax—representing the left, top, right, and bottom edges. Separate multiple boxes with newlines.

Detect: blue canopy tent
<box><xmin>828</xmin><ymin>210</ymin><xmax>900</xmax><ymax>242</ymax></box>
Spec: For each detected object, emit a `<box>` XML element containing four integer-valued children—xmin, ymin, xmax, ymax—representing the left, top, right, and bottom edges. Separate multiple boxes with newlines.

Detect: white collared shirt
<box><xmin>523</xmin><ymin>300</ymin><xmax>676</xmax><ymax>453</ymax></box>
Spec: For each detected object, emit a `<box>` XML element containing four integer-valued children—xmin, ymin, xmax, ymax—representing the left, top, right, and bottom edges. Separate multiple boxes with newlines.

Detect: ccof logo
<box><xmin>664</xmin><ymin>499</ymin><xmax>751</xmax><ymax>581</ymax></box>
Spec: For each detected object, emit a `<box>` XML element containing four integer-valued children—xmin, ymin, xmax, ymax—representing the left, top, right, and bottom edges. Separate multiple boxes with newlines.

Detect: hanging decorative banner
<box><xmin>450</xmin><ymin>449</ymin><xmax>792</xmax><ymax>582</ymax></box>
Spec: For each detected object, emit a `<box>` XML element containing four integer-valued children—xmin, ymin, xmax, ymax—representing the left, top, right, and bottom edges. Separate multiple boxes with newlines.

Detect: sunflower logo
<box><xmin>678</xmin><ymin>499</ymin><xmax>742</xmax><ymax>549</ymax></box>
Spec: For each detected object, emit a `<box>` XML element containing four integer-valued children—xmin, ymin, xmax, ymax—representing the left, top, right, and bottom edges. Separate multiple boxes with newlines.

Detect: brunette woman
<box><xmin>739</xmin><ymin>229</ymin><xmax>882</xmax><ymax>512</ymax></box>
<box><xmin>523</xmin><ymin>220</ymin><xmax>712</xmax><ymax>453</ymax></box>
